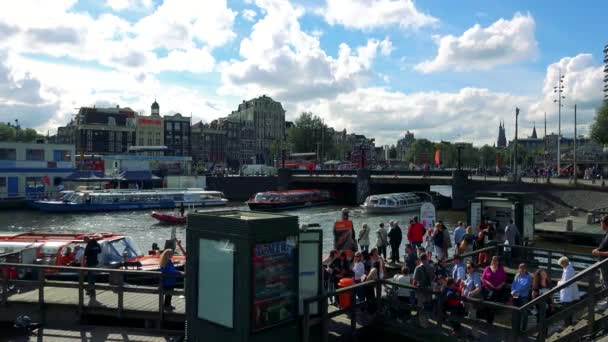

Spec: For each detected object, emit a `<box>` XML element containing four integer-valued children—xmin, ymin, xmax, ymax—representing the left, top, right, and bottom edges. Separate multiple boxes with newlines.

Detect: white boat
<box><xmin>361</xmin><ymin>192</ymin><xmax>425</xmax><ymax>214</ymax></box>
<box><xmin>28</xmin><ymin>188</ymin><xmax>228</xmax><ymax>212</ymax></box>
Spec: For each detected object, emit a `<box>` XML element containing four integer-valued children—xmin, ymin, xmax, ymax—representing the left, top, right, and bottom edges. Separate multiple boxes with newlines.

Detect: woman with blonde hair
<box><xmin>160</xmin><ymin>249</ymin><xmax>182</xmax><ymax>311</ymax></box>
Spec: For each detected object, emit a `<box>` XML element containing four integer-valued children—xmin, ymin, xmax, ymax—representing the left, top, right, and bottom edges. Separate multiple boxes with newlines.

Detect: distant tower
<box><xmin>531</xmin><ymin>123</ymin><xmax>538</xmax><ymax>139</ymax></box>
<box><xmin>497</xmin><ymin>120</ymin><xmax>507</xmax><ymax>148</ymax></box>
<box><xmin>151</xmin><ymin>99</ymin><xmax>160</xmax><ymax>116</ymax></box>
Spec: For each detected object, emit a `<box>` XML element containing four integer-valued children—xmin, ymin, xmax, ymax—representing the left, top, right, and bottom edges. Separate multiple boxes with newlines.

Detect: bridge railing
<box><xmin>0</xmin><ymin>262</ymin><xmax>184</xmax><ymax>326</ymax></box>
<box><xmin>291</xmin><ymin>169</ymin><xmax>459</xmax><ymax>177</ymax></box>
<box><xmin>302</xmin><ymin>244</ymin><xmax>608</xmax><ymax>342</ymax></box>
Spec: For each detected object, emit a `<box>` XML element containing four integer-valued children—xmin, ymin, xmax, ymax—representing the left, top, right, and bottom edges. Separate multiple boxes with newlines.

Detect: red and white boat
<box><xmin>0</xmin><ymin>232</ymin><xmax>186</xmax><ymax>277</ymax></box>
<box><xmin>246</xmin><ymin>189</ymin><xmax>334</xmax><ymax>211</ymax></box>
<box><xmin>151</xmin><ymin>211</ymin><xmax>187</xmax><ymax>225</ymax></box>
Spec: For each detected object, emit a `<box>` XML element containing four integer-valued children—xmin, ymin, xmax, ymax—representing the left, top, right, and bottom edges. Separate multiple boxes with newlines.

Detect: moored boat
<box><xmin>151</xmin><ymin>211</ymin><xmax>187</xmax><ymax>225</ymax></box>
<box><xmin>246</xmin><ymin>189</ymin><xmax>333</xmax><ymax>211</ymax></box>
<box><xmin>0</xmin><ymin>232</ymin><xmax>185</xmax><ymax>278</ymax></box>
<box><xmin>29</xmin><ymin>188</ymin><xmax>228</xmax><ymax>213</ymax></box>
<box><xmin>361</xmin><ymin>192</ymin><xmax>426</xmax><ymax>214</ymax></box>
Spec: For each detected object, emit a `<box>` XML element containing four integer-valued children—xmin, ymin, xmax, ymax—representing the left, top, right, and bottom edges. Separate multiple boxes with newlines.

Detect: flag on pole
<box><xmin>434</xmin><ymin>149</ymin><xmax>441</xmax><ymax>166</ymax></box>
<box><xmin>42</xmin><ymin>175</ymin><xmax>51</xmax><ymax>185</ymax></box>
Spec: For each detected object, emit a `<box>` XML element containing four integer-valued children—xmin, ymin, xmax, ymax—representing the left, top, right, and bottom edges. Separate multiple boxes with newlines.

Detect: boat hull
<box><xmin>151</xmin><ymin>211</ymin><xmax>187</xmax><ymax>224</ymax></box>
<box><xmin>247</xmin><ymin>200</ymin><xmax>333</xmax><ymax>211</ymax></box>
<box><xmin>29</xmin><ymin>199</ymin><xmax>228</xmax><ymax>213</ymax></box>
<box><xmin>361</xmin><ymin>204</ymin><xmax>423</xmax><ymax>214</ymax></box>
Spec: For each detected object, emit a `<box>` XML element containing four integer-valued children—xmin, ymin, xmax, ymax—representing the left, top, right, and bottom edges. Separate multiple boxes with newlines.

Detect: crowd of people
<box><xmin>323</xmin><ymin>210</ymin><xmax>606</xmax><ymax>337</ymax></box>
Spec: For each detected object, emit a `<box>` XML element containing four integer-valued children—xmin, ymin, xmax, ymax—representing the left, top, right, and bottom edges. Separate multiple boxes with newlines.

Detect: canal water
<box><xmin>0</xmin><ymin>187</ymin><xmax>467</xmax><ymax>257</ymax></box>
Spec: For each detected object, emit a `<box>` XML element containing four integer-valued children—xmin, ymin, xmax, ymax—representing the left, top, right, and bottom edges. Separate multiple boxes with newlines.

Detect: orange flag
<box><xmin>434</xmin><ymin>149</ymin><xmax>441</xmax><ymax>166</ymax></box>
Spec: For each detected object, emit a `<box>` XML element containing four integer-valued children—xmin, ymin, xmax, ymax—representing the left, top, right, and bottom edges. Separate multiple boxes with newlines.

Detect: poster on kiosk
<box><xmin>420</xmin><ymin>202</ymin><xmax>436</xmax><ymax>229</ymax></box>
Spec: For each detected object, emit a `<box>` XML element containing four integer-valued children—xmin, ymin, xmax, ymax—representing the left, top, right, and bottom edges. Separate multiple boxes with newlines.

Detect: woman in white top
<box><xmin>358</xmin><ymin>224</ymin><xmax>371</xmax><ymax>253</ymax></box>
<box><xmin>557</xmin><ymin>256</ymin><xmax>579</xmax><ymax>303</ymax></box>
<box><xmin>352</xmin><ymin>252</ymin><xmax>366</xmax><ymax>283</ymax></box>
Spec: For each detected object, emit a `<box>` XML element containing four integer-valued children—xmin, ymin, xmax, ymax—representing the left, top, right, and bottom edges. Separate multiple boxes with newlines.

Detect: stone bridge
<box><xmin>205</xmin><ymin>169</ymin><xmax>608</xmax><ymax>209</ymax></box>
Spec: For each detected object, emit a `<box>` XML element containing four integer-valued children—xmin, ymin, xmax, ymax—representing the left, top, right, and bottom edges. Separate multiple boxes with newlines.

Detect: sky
<box><xmin>0</xmin><ymin>0</ymin><xmax>605</xmax><ymax>146</ymax></box>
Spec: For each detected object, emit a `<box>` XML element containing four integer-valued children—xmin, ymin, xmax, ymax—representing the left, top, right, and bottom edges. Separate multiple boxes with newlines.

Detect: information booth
<box><xmin>468</xmin><ymin>192</ymin><xmax>535</xmax><ymax>241</ymax></box>
<box><xmin>186</xmin><ymin>210</ymin><xmax>300</xmax><ymax>342</ymax></box>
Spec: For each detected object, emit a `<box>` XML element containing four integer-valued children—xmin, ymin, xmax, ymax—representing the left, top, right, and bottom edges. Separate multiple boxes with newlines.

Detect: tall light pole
<box><xmin>514</xmin><ymin>107</ymin><xmax>520</xmax><ymax>181</ymax></box>
<box><xmin>574</xmin><ymin>104</ymin><xmax>577</xmax><ymax>184</ymax></box>
<box><xmin>553</xmin><ymin>71</ymin><xmax>565</xmax><ymax>173</ymax></box>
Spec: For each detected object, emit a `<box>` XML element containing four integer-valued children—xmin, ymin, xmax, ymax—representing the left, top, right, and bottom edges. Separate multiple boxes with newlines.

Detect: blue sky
<box><xmin>0</xmin><ymin>0</ymin><xmax>605</xmax><ymax>145</ymax></box>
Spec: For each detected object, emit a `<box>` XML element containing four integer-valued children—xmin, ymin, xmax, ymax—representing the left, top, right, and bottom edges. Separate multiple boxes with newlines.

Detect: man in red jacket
<box><xmin>407</xmin><ymin>216</ymin><xmax>425</xmax><ymax>249</ymax></box>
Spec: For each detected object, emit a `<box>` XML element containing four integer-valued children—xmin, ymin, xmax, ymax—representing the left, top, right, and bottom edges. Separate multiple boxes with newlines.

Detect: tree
<box><xmin>405</xmin><ymin>138</ymin><xmax>434</xmax><ymax>165</ymax></box>
<box><xmin>388</xmin><ymin>145</ymin><xmax>397</xmax><ymax>159</ymax></box>
<box><xmin>591</xmin><ymin>104</ymin><xmax>608</xmax><ymax>145</ymax></box>
<box><xmin>479</xmin><ymin>145</ymin><xmax>496</xmax><ymax>169</ymax></box>
<box><xmin>0</xmin><ymin>124</ymin><xmax>16</xmax><ymax>141</ymax></box>
<box><xmin>16</xmin><ymin>128</ymin><xmax>40</xmax><ymax>142</ymax></box>
<box><xmin>286</xmin><ymin>112</ymin><xmax>335</xmax><ymax>160</ymax></box>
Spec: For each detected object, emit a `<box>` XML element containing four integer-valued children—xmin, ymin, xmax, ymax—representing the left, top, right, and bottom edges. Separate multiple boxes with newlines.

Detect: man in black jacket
<box><xmin>388</xmin><ymin>221</ymin><xmax>403</xmax><ymax>264</ymax></box>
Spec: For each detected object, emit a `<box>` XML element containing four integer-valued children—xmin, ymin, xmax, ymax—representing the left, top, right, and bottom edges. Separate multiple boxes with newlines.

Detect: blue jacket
<box><xmin>511</xmin><ymin>273</ymin><xmax>532</xmax><ymax>298</ymax></box>
<box><xmin>160</xmin><ymin>260</ymin><xmax>178</xmax><ymax>288</ymax></box>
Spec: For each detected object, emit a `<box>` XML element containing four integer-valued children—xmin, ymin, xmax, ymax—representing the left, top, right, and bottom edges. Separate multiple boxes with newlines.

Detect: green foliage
<box><xmin>388</xmin><ymin>145</ymin><xmax>397</xmax><ymax>159</ymax></box>
<box><xmin>0</xmin><ymin>124</ymin><xmax>42</xmax><ymax>142</ymax></box>
<box><xmin>591</xmin><ymin>104</ymin><xmax>608</xmax><ymax>145</ymax></box>
<box><xmin>479</xmin><ymin>145</ymin><xmax>496</xmax><ymax>168</ymax></box>
<box><xmin>286</xmin><ymin>112</ymin><xmax>335</xmax><ymax>160</ymax></box>
<box><xmin>405</xmin><ymin>138</ymin><xmax>434</xmax><ymax>164</ymax></box>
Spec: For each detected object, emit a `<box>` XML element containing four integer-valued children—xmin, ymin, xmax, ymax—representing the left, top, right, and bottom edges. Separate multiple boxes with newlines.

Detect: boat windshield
<box><xmin>255</xmin><ymin>193</ymin><xmax>280</xmax><ymax>201</ymax></box>
<box><xmin>108</xmin><ymin>237</ymin><xmax>143</xmax><ymax>259</ymax></box>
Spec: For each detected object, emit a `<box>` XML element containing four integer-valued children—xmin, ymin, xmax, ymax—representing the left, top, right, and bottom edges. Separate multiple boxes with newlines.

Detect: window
<box><xmin>53</xmin><ymin>150</ymin><xmax>70</xmax><ymax>161</ymax></box>
<box><xmin>26</xmin><ymin>149</ymin><xmax>45</xmax><ymax>161</ymax></box>
<box><xmin>198</xmin><ymin>239</ymin><xmax>235</xmax><ymax>328</ymax></box>
<box><xmin>108</xmin><ymin>117</ymin><xmax>116</xmax><ymax>126</ymax></box>
<box><xmin>0</xmin><ymin>148</ymin><xmax>16</xmax><ymax>160</ymax></box>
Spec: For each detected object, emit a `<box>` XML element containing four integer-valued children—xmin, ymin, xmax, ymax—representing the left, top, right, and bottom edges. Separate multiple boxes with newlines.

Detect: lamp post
<box><xmin>514</xmin><ymin>107</ymin><xmax>520</xmax><ymax>182</ymax></box>
<box><xmin>574</xmin><ymin>104</ymin><xmax>577</xmax><ymax>185</ymax></box>
<box><xmin>554</xmin><ymin>71</ymin><xmax>565</xmax><ymax>173</ymax></box>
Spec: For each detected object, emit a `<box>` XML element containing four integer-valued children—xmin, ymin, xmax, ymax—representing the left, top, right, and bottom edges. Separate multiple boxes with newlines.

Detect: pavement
<box><xmin>4</xmin><ymin>326</ymin><xmax>183</xmax><ymax>342</ymax></box>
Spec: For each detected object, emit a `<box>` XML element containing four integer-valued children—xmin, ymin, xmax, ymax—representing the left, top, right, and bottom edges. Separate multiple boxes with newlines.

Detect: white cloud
<box><xmin>416</xmin><ymin>13</ymin><xmax>538</xmax><ymax>73</ymax></box>
<box><xmin>323</xmin><ymin>0</ymin><xmax>438</xmax><ymax>30</ymax></box>
<box><xmin>528</xmin><ymin>53</ymin><xmax>604</xmax><ymax>135</ymax></box>
<box><xmin>155</xmin><ymin>47</ymin><xmax>215</xmax><ymax>73</ymax></box>
<box><xmin>220</xmin><ymin>0</ymin><xmax>386</xmax><ymax>102</ymax></box>
<box><xmin>106</xmin><ymin>0</ymin><xmax>153</xmax><ymax>11</ymax></box>
<box><xmin>379</xmin><ymin>37</ymin><xmax>393</xmax><ymax>56</ymax></box>
<box><xmin>242</xmin><ymin>9</ymin><xmax>257</xmax><ymax>22</ymax></box>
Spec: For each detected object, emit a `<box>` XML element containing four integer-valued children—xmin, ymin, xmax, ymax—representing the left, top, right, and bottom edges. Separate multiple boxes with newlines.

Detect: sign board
<box><xmin>420</xmin><ymin>202</ymin><xmax>436</xmax><ymax>229</ymax></box>
<box><xmin>523</xmin><ymin>204</ymin><xmax>534</xmax><ymax>240</ymax></box>
<box><xmin>298</xmin><ymin>230</ymin><xmax>321</xmax><ymax>315</ymax></box>
<box><xmin>470</xmin><ymin>202</ymin><xmax>482</xmax><ymax>232</ymax></box>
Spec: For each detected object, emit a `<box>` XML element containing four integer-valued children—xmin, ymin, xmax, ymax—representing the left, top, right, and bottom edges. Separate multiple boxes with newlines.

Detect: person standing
<box><xmin>388</xmin><ymin>221</ymin><xmax>403</xmax><ymax>264</ymax></box>
<box><xmin>557</xmin><ymin>257</ymin><xmax>580</xmax><ymax>325</ymax></box>
<box><xmin>504</xmin><ymin>219</ymin><xmax>521</xmax><ymax>264</ymax></box>
<box><xmin>592</xmin><ymin>216</ymin><xmax>608</xmax><ymax>288</ymax></box>
<box><xmin>451</xmin><ymin>255</ymin><xmax>466</xmax><ymax>283</ymax></box>
<box><xmin>160</xmin><ymin>249</ymin><xmax>183</xmax><ymax>311</ymax></box>
<box><xmin>413</xmin><ymin>253</ymin><xmax>434</xmax><ymax>326</ymax></box>
<box><xmin>453</xmin><ymin>221</ymin><xmax>465</xmax><ymax>249</ymax></box>
<box><xmin>511</xmin><ymin>263</ymin><xmax>532</xmax><ymax>331</ymax></box>
<box><xmin>358</xmin><ymin>223</ymin><xmax>370</xmax><ymax>253</ymax></box>
<box><xmin>407</xmin><ymin>216</ymin><xmax>425</xmax><ymax>249</ymax></box>
<box><xmin>404</xmin><ymin>244</ymin><xmax>418</xmax><ymax>275</ymax></box>
<box><xmin>179</xmin><ymin>202</ymin><xmax>185</xmax><ymax>217</ymax></box>
<box><xmin>375</xmin><ymin>223</ymin><xmax>388</xmax><ymax>259</ymax></box>
<box><xmin>84</xmin><ymin>236</ymin><xmax>101</xmax><ymax>300</ymax></box>
<box><xmin>432</xmin><ymin>223</ymin><xmax>447</xmax><ymax>261</ymax></box>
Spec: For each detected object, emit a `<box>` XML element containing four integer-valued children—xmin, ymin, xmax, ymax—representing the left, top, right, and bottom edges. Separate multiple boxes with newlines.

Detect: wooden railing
<box><xmin>302</xmin><ymin>244</ymin><xmax>608</xmax><ymax>342</ymax></box>
<box><xmin>0</xmin><ymin>262</ymin><xmax>184</xmax><ymax>327</ymax></box>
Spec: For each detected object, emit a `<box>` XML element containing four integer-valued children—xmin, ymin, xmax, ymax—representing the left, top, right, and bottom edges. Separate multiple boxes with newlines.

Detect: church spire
<box><xmin>531</xmin><ymin>122</ymin><xmax>537</xmax><ymax>139</ymax></box>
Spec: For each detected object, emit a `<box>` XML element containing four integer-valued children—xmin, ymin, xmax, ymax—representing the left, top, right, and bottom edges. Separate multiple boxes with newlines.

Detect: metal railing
<box><xmin>302</xmin><ymin>244</ymin><xmax>608</xmax><ymax>342</ymax></box>
<box><xmin>0</xmin><ymin>262</ymin><xmax>184</xmax><ymax>327</ymax></box>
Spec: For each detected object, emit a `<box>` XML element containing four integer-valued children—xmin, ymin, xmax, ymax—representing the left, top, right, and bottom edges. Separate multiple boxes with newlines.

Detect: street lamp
<box><xmin>514</xmin><ymin>107</ymin><xmax>520</xmax><ymax>182</ymax></box>
<box><xmin>553</xmin><ymin>71</ymin><xmax>565</xmax><ymax>173</ymax></box>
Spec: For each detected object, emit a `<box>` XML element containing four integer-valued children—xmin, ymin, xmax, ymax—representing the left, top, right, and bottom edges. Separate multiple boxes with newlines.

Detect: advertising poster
<box><xmin>420</xmin><ymin>202</ymin><xmax>436</xmax><ymax>229</ymax></box>
<box><xmin>333</xmin><ymin>220</ymin><xmax>356</xmax><ymax>257</ymax></box>
<box><xmin>252</xmin><ymin>237</ymin><xmax>297</xmax><ymax>331</ymax></box>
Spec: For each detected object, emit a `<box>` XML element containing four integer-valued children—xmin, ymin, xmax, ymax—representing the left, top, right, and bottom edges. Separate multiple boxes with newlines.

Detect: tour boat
<box><xmin>0</xmin><ymin>232</ymin><xmax>186</xmax><ymax>278</ymax></box>
<box><xmin>360</xmin><ymin>192</ymin><xmax>426</xmax><ymax>214</ymax></box>
<box><xmin>246</xmin><ymin>189</ymin><xmax>334</xmax><ymax>211</ymax></box>
<box><xmin>29</xmin><ymin>188</ymin><xmax>228</xmax><ymax>213</ymax></box>
<box><xmin>151</xmin><ymin>211</ymin><xmax>187</xmax><ymax>225</ymax></box>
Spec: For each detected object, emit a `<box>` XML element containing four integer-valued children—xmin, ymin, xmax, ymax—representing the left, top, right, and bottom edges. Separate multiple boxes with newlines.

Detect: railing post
<box><xmin>349</xmin><ymin>287</ymin><xmax>357</xmax><ymax>341</ymax></box>
<box><xmin>117</xmin><ymin>271</ymin><xmax>124</xmax><ymax>319</ymax></box>
<box><xmin>1</xmin><ymin>266</ymin><xmax>7</xmax><ymax>306</ymax></box>
<box><xmin>38</xmin><ymin>267</ymin><xmax>45</xmax><ymax>323</ymax></box>
<box><xmin>302</xmin><ymin>300</ymin><xmax>310</xmax><ymax>342</ymax></box>
<box><xmin>511</xmin><ymin>308</ymin><xmax>521</xmax><ymax>342</ymax></box>
<box><xmin>587</xmin><ymin>269</ymin><xmax>597</xmax><ymax>337</ymax></box>
<box><xmin>78</xmin><ymin>269</ymin><xmax>85</xmax><ymax>317</ymax></box>
<box><xmin>158</xmin><ymin>273</ymin><xmax>165</xmax><ymax>328</ymax></box>
<box><xmin>321</xmin><ymin>294</ymin><xmax>329</xmax><ymax>342</ymax></box>
<box><xmin>537</xmin><ymin>300</ymin><xmax>547</xmax><ymax>341</ymax></box>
